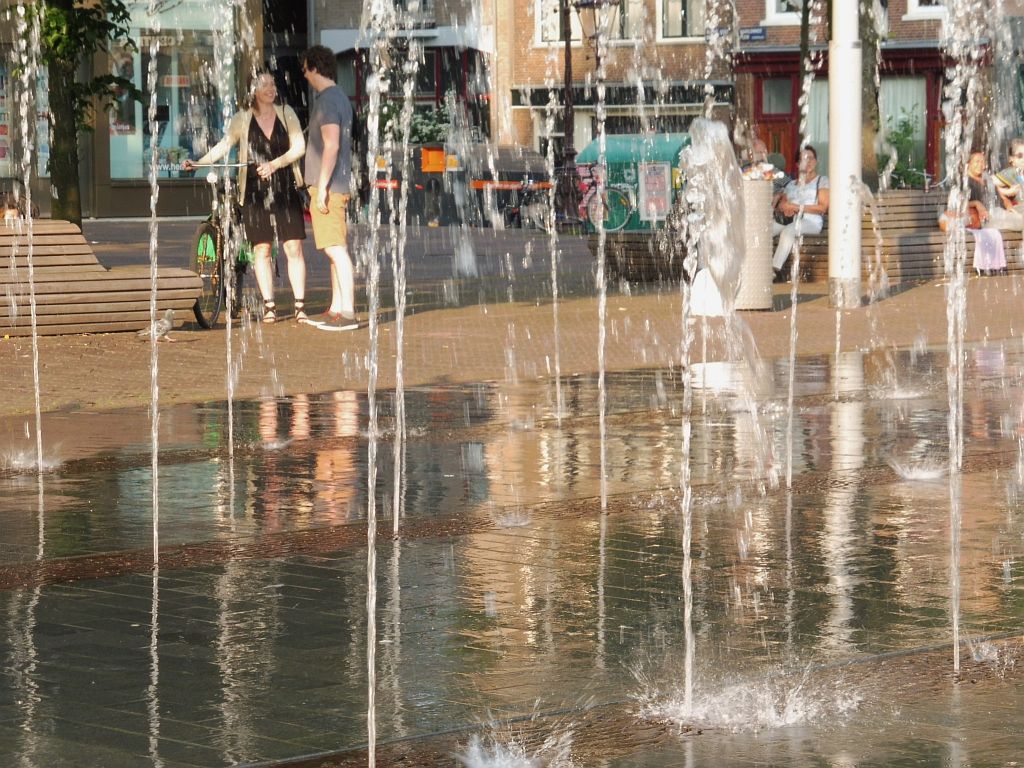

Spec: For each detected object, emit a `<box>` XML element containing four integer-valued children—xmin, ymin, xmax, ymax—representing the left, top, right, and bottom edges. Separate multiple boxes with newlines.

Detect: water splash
<box><xmin>643</xmin><ymin>670</ymin><xmax>862</xmax><ymax>733</ymax></box>
<box><xmin>493</xmin><ymin>508</ymin><xmax>532</xmax><ymax>528</ymax></box>
<box><xmin>888</xmin><ymin>456</ymin><xmax>948</xmax><ymax>482</ymax></box>
<box><xmin>0</xmin><ymin>448</ymin><xmax>61</xmax><ymax>474</ymax></box>
<box><xmin>456</xmin><ymin>730</ymin><xmax>574</xmax><ymax>768</ymax></box>
<box><xmin>387</xmin><ymin>40</ymin><xmax>420</xmax><ymax>534</ymax></box>
<box><xmin>941</xmin><ymin>0</ymin><xmax>991</xmax><ymax>675</ymax></box>
<box><xmin>359</xmin><ymin>5</ymin><xmax>402</xmax><ymax>761</ymax></box>
<box><xmin>144</xmin><ymin>2</ymin><xmax>163</xmax><ymax>569</ymax></box>
<box><xmin>12</xmin><ymin>4</ymin><xmax>43</xmax><ymax>474</ymax></box>
<box><xmin>541</xmin><ymin>77</ymin><xmax>564</xmax><ymax>423</ymax></box>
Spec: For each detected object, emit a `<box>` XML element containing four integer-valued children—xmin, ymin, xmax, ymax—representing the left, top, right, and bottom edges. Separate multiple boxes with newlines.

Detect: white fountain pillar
<box><xmin>828</xmin><ymin>0</ymin><xmax>862</xmax><ymax>309</ymax></box>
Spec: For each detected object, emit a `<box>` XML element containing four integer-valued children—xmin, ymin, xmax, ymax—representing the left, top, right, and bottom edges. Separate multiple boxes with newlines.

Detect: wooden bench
<box><xmin>798</xmin><ymin>189</ymin><xmax>1023</xmax><ymax>284</ymax></box>
<box><xmin>0</xmin><ymin>219</ymin><xmax>201</xmax><ymax>336</ymax></box>
<box><xmin>589</xmin><ymin>189</ymin><xmax>1024</xmax><ymax>287</ymax></box>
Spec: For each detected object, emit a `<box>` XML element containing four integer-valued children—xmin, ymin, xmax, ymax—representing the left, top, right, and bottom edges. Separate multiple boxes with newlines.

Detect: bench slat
<box><xmin>0</xmin><ymin>220</ymin><xmax>200</xmax><ymax>334</ymax></box>
<box><xmin>0</xmin><ymin>288</ymin><xmax>202</xmax><ymax>312</ymax></box>
<box><xmin>0</xmin><ymin>314</ymin><xmax>193</xmax><ymax>336</ymax></box>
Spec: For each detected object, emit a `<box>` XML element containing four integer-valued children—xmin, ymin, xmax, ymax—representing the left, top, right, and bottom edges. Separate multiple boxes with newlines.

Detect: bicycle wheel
<box><xmin>603</xmin><ymin>188</ymin><xmax>632</xmax><ymax>232</ymax></box>
<box><xmin>520</xmin><ymin>191</ymin><xmax>551</xmax><ymax>232</ymax></box>
<box><xmin>585</xmin><ymin>193</ymin><xmax>605</xmax><ymax>228</ymax></box>
<box><xmin>230</xmin><ymin>260</ymin><xmax>246</xmax><ymax>320</ymax></box>
<box><xmin>189</xmin><ymin>221</ymin><xmax>224</xmax><ymax>329</ymax></box>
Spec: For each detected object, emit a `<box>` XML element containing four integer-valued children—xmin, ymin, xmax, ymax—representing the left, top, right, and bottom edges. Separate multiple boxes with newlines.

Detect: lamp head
<box><xmin>573</xmin><ymin>0</ymin><xmax>620</xmax><ymax>42</ymax></box>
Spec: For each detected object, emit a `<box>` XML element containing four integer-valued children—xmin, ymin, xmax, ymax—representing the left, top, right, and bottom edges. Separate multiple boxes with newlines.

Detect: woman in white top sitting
<box><xmin>772</xmin><ymin>146</ymin><xmax>829</xmax><ymax>282</ymax></box>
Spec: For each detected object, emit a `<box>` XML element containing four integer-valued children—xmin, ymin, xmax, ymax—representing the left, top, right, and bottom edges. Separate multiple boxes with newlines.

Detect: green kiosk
<box><xmin>576</xmin><ymin>132</ymin><xmax>690</xmax><ymax>281</ymax></box>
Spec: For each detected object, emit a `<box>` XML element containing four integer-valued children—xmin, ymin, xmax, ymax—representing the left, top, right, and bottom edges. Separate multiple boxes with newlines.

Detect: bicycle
<box><xmin>584</xmin><ymin>186</ymin><xmax>634</xmax><ymax>232</ymax></box>
<box><xmin>469</xmin><ymin>177</ymin><xmax>555</xmax><ymax>231</ymax></box>
<box><xmin>577</xmin><ymin>164</ymin><xmax>635</xmax><ymax>233</ymax></box>
<box><xmin>188</xmin><ymin>167</ymin><xmax>253</xmax><ymax>328</ymax></box>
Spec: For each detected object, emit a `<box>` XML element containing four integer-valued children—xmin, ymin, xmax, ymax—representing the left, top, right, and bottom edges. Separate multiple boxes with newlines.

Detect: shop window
<box><xmin>109</xmin><ymin>33</ymin><xmax>224</xmax><ymax>179</ymax></box>
<box><xmin>0</xmin><ymin>60</ymin><xmax>13</xmax><ymax>179</ymax></box>
<box><xmin>0</xmin><ymin>61</ymin><xmax>50</xmax><ymax>179</ymax></box>
<box><xmin>337</xmin><ymin>57</ymin><xmax>357</xmax><ymax>101</ymax></box>
<box><xmin>109</xmin><ymin>4</ymin><xmax>233</xmax><ymax>180</ymax></box>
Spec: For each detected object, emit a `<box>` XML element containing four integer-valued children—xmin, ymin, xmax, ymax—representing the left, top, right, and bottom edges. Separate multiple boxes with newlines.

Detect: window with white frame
<box><xmin>538</xmin><ymin>0</ymin><xmax>581</xmax><ymax>43</ymax></box>
<box><xmin>539</xmin><ymin>0</ymin><xmax>644</xmax><ymax>43</ymax></box>
<box><xmin>661</xmin><ymin>0</ymin><xmax>706</xmax><ymax>38</ymax></box>
<box><xmin>763</xmin><ymin>0</ymin><xmax>801</xmax><ymax>25</ymax></box>
<box><xmin>903</xmin><ymin>0</ymin><xmax>945</xmax><ymax>20</ymax></box>
<box><xmin>616</xmin><ymin>0</ymin><xmax>646</xmax><ymax>39</ymax></box>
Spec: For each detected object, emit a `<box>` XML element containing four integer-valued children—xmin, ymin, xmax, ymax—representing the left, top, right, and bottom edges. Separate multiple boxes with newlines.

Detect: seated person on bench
<box><xmin>963</xmin><ymin>151</ymin><xmax>1006</xmax><ymax>275</ymax></box>
<box><xmin>992</xmin><ymin>137</ymin><xmax>1024</xmax><ymax>230</ymax></box>
<box><xmin>772</xmin><ymin>146</ymin><xmax>829</xmax><ymax>283</ymax></box>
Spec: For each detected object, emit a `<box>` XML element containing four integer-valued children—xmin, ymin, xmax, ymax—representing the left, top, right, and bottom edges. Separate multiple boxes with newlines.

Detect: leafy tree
<box><xmin>884</xmin><ymin>109</ymin><xmax>927</xmax><ymax>188</ymax></box>
<box><xmin>11</xmin><ymin>0</ymin><xmax>140</xmax><ymax>226</ymax></box>
<box><xmin>379</xmin><ymin>97</ymin><xmax>452</xmax><ymax>145</ymax></box>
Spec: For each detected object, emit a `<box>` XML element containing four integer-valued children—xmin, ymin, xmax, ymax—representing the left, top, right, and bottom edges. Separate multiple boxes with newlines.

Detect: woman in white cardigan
<box><xmin>184</xmin><ymin>72</ymin><xmax>308</xmax><ymax>322</ymax></box>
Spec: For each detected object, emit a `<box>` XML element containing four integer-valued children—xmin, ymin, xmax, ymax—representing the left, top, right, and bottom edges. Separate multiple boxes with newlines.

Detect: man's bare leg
<box><xmin>324</xmin><ymin>243</ymin><xmax>355</xmax><ymax>317</ymax></box>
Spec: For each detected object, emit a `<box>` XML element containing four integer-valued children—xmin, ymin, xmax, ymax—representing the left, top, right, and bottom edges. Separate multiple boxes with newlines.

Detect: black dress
<box><xmin>241</xmin><ymin>115</ymin><xmax>307</xmax><ymax>244</ymax></box>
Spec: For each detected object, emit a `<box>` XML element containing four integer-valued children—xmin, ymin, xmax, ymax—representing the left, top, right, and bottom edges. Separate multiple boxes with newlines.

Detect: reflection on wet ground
<box><xmin>0</xmin><ymin>341</ymin><xmax>1023</xmax><ymax>766</ymax></box>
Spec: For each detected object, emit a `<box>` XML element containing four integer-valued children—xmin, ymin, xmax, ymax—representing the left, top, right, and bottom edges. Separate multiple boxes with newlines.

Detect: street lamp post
<box><xmin>575</xmin><ymin>0</ymin><xmax>619</xmax><ymax>73</ymax></box>
<box><xmin>559</xmin><ymin>0</ymin><xmax>579</xmax><ymax>223</ymax></box>
<box><xmin>557</xmin><ymin>0</ymin><xmax>620</xmax><ymax>224</ymax></box>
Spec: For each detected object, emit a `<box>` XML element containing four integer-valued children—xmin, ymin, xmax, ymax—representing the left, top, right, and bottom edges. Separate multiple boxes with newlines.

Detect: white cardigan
<box><xmin>195</xmin><ymin>104</ymin><xmax>305</xmax><ymax>203</ymax></box>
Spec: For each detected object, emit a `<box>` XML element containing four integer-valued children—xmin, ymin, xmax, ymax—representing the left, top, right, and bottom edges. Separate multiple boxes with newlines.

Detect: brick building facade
<box><xmin>731</xmin><ymin>0</ymin><xmax>1024</xmax><ymax>184</ymax></box>
<box><xmin>495</xmin><ymin>0</ymin><xmax>728</xmax><ymax>162</ymax></box>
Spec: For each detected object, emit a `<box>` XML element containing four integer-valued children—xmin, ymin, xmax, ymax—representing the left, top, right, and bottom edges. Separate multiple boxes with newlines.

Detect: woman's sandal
<box><xmin>262</xmin><ymin>300</ymin><xmax>276</xmax><ymax>324</ymax></box>
<box><xmin>293</xmin><ymin>300</ymin><xmax>308</xmax><ymax>323</ymax></box>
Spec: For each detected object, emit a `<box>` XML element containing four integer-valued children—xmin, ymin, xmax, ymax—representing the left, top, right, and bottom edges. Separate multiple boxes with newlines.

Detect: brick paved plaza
<box><xmin>2</xmin><ymin>228</ymin><xmax>1024</xmax><ymax>766</ymax></box>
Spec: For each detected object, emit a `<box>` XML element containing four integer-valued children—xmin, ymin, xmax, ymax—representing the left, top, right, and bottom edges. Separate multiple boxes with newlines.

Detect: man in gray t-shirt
<box><xmin>305</xmin><ymin>79</ymin><xmax>353</xmax><ymax>195</ymax></box>
<box><xmin>301</xmin><ymin>45</ymin><xmax>359</xmax><ymax>331</ymax></box>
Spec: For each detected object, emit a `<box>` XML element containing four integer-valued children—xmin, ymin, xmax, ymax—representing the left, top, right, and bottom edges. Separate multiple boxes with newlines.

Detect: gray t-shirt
<box><xmin>304</xmin><ymin>85</ymin><xmax>353</xmax><ymax>194</ymax></box>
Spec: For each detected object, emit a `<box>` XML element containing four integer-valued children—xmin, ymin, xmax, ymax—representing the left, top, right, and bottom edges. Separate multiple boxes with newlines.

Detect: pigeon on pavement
<box><xmin>137</xmin><ymin>308</ymin><xmax>176</xmax><ymax>342</ymax></box>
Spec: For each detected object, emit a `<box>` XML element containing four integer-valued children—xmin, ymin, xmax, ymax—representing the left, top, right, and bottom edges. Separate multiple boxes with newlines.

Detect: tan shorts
<box><xmin>308</xmin><ymin>188</ymin><xmax>350</xmax><ymax>249</ymax></box>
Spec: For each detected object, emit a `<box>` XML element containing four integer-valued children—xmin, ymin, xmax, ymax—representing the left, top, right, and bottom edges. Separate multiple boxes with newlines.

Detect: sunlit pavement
<box><xmin>2</xmin><ymin>229</ymin><xmax>1024</xmax><ymax>766</ymax></box>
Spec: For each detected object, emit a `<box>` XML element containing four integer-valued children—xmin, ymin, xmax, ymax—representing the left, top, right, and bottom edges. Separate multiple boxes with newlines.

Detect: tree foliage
<box><xmin>378</xmin><ymin>96</ymin><xmax>452</xmax><ymax>145</ymax></box>
<box><xmin>39</xmin><ymin>0</ymin><xmax>141</xmax><ymax>132</ymax></box>
<box><xmin>8</xmin><ymin>0</ymin><xmax>141</xmax><ymax>224</ymax></box>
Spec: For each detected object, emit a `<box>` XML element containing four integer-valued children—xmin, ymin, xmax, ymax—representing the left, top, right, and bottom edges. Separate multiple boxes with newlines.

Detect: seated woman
<box><xmin>991</xmin><ymin>137</ymin><xmax>1024</xmax><ymax>231</ymax></box>
<box><xmin>772</xmin><ymin>146</ymin><xmax>829</xmax><ymax>282</ymax></box>
<box><xmin>964</xmin><ymin>151</ymin><xmax>1006</xmax><ymax>275</ymax></box>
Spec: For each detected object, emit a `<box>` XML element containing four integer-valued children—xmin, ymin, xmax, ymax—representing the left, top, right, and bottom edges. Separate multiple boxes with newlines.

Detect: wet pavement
<box><xmin>2</xmin><ymin>338</ymin><xmax>1024</xmax><ymax>766</ymax></box>
<box><xmin>2</xmin><ymin>223</ymin><xmax>1024</xmax><ymax>765</ymax></box>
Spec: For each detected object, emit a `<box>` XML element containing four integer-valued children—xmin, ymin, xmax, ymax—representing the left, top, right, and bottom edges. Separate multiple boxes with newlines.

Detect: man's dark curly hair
<box><xmin>302</xmin><ymin>45</ymin><xmax>337</xmax><ymax>80</ymax></box>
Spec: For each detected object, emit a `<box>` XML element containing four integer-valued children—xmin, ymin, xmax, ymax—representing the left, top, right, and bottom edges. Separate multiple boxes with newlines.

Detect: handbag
<box><xmin>938</xmin><ymin>207</ymin><xmax>983</xmax><ymax>232</ymax></box>
<box><xmin>775</xmin><ymin>176</ymin><xmax>824</xmax><ymax>227</ymax></box>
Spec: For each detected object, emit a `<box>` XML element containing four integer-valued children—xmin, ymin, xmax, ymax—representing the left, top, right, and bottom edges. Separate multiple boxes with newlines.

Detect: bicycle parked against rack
<box><xmin>577</xmin><ymin>164</ymin><xmax>635</xmax><ymax>233</ymax></box>
<box><xmin>188</xmin><ymin>169</ymin><xmax>253</xmax><ymax>328</ymax></box>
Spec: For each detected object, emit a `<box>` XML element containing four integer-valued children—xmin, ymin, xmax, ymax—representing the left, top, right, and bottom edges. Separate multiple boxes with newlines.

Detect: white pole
<box><xmin>828</xmin><ymin>0</ymin><xmax>862</xmax><ymax>308</ymax></box>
